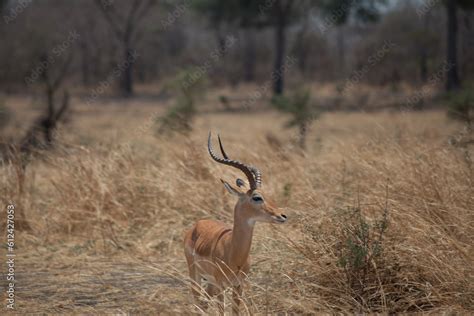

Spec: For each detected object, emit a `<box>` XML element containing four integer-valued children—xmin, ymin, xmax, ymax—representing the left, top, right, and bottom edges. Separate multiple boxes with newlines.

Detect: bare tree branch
<box><xmin>51</xmin><ymin>52</ymin><xmax>73</xmax><ymax>92</ymax></box>
<box><xmin>54</xmin><ymin>90</ymin><xmax>70</xmax><ymax>123</ymax></box>
<box><xmin>134</xmin><ymin>0</ymin><xmax>157</xmax><ymax>25</ymax></box>
<box><xmin>124</xmin><ymin>0</ymin><xmax>142</xmax><ymax>41</ymax></box>
<box><xmin>94</xmin><ymin>0</ymin><xmax>124</xmax><ymax>40</ymax></box>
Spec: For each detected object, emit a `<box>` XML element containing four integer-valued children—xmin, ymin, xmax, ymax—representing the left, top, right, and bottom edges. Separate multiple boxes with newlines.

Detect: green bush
<box><xmin>336</xmin><ymin>205</ymin><xmax>389</xmax><ymax>289</ymax></box>
<box><xmin>446</xmin><ymin>88</ymin><xmax>473</xmax><ymax>128</ymax></box>
<box><xmin>271</xmin><ymin>88</ymin><xmax>320</xmax><ymax>149</ymax></box>
<box><xmin>218</xmin><ymin>95</ymin><xmax>232</xmax><ymax>111</ymax></box>
<box><xmin>0</xmin><ymin>98</ymin><xmax>11</xmax><ymax>131</ymax></box>
<box><xmin>158</xmin><ymin>67</ymin><xmax>208</xmax><ymax>134</ymax></box>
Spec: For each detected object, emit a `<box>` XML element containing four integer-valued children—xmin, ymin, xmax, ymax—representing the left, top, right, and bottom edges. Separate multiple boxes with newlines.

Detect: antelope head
<box><xmin>208</xmin><ymin>132</ymin><xmax>288</xmax><ymax>225</ymax></box>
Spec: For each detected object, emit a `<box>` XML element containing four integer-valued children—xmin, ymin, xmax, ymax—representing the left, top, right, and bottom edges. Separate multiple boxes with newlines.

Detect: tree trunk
<box><xmin>216</xmin><ymin>30</ymin><xmax>226</xmax><ymax>54</ymax></box>
<box><xmin>213</xmin><ymin>26</ymin><xmax>228</xmax><ymax>82</ymax></box>
<box><xmin>446</xmin><ymin>0</ymin><xmax>460</xmax><ymax>91</ymax></box>
<box><xmin>298</xmin><ymin>122</ymin><xmax>307</xmax><ymax>150</ymax></box>
<box><xmin>80</xmin><ymin>41</ymin><xmax>90</xmax><ymax>86</ymax></box>
<box><xmin>137</xmin><ymin>64</ymin><xmax>146</xmax><ymax>83</ymax></box>
<box><xmin>460</xmin><ymin>9</ymin><xmax>473</xmax><ymax>80</ymax></box>
<box><xmin>294</xmin><ymin>19</ymin><xmax>309</xmax><ymax>77</ymax></box>
<box><xmin>0</xmin><ymin>0</ymin><xmax>6</xmax><ymax>14</ymax></box>
<box><xmin>419</xmin><ymin>13</ymin><xmax>429</xmax><ymax>83</ymax></box>
<box><xmin>419</xmin><ymin>48</ymin><xmax>428</xmax><ymax>83</ymax></box>
<box><xmin>337</xmin><ymin>25</ymin><xmax>346</xmax><ymax>78</ymax></box>
<box><xmin>44</xmin><ymin>86</ymin><xmax>55</xmax><ymax>145</ymax></box>
<box><xmin>243</xmin><ymin>28</ymin><xmax>256</xmax><ymax>82</ymax></box>
<box><xmin>122</xmin><ymin>44</ymin><xmax>134</xmax><ymax>96</ymax></box>
<box><xmin>273</xmin><ymin>0</ymin><xmax>286</xmax><ymax>95</ymax></box>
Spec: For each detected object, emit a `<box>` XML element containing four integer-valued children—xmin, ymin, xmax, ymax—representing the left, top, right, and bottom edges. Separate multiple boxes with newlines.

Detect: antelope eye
<box><xmin>252</xmin><ymin>195</ymin><xmax>263</xmax><ymax>202</ymax></box>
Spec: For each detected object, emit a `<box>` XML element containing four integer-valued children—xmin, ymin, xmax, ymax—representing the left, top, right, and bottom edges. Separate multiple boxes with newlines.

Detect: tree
<box><xmin>271</xmin><ymin>88</ymin><xmax>320</xmax><ymax>150</ymax></box>
<box><xmin>195</xmin><ymin>0</ymin><xmax>305</xmax><ymax>94</ymax></box>
<box><xmin>20</xmin><ymin>52</ymin><xmax>72</xmax><ymax>154</ymax></box>
<box><xmin>318</xmin><ymin>0</ymin><xmax>387</xmax><ymax>78</ymax></box>
<box><xmin>158</xmin><ymin>67</ymin><xmax>208</xmax><ymax>134</ymax></box>
<box><xmin>292</xmin><ymin>10</ymin><xmax>311</xmax><ymax>76</ymax></box>
<box><xmin>192</xmin><ymin>0</ymin><xmax>238</xmax><ymax>51</ymax></box>
<box><xmin>447</xmin><ymin>89</ymin><xmax>473</xmax><ymax>129</ymax></box>
<box><xmin>239</xmin><ymin>1</ymin><xmax>261</xmax><ymax>82</ymax></box>
<box><xmin>445</xmin><ymin>0</ymin><xmax>474</xmax><ymax>91</ymax></box>
<box><xmin>271</xmin><ymin>0</ymin><xmax>295</xmax><ymax>95</ymax></box>
<box><xmin>0</xmin><ymin>0</ymin><xmax>8</xmax><ymax>14</ymax></box>
<box><xmin>418</xmin><ymin>12</ymin><xmax>431</xmax><ymax>83</ymax></box>
<box><xmin>193</xmin><ymin>0</ymin><xmax>266</xmax><ymax>82</ymax></box>
<box><xmin>446</xmin><ymin>0</ymin><xmax>461</xmax><ymax>90</ymax></box>
<box><xmin>94</xmin><ymin>0</ymin><xmax>157</xmax><ymax>96</ymax></box>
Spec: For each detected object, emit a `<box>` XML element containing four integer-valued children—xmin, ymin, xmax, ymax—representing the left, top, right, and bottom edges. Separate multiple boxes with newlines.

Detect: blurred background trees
<box><xmin>318</xmin><ymin>0</ymin><xmax>387</xmax><ymax>79</ymax></box>
<box><xmin>94</xmin><ymin>0</ymin><xmax>158</xmax><ymax>96</ymax></box>
<box><xmin>0</xmin><ymin>0</ymin><xmax>472</xmax><ymax>98</ymax></box>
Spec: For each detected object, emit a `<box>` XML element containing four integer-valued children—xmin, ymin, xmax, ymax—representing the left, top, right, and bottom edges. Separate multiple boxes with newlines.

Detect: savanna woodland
<box><xmin>0</xmin><ymin>0</ymin><xmax>473</xmax><ymax>314</ymax></box>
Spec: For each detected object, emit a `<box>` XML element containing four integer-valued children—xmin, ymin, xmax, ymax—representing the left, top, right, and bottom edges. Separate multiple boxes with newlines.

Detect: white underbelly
<box><xmin>201</xmin><ymin>273</ymin><xmax>217</xmax><ymax>284</ymax></box>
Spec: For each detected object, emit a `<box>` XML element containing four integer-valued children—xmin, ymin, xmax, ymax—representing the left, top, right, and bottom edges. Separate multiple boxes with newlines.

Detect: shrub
<box><xmin>0</xmin><ymin>98</ymin><xmax>11</xmax><ymax>131</ymax></box>
<box><xmin>335</xmin><ymin>204</ymin><xmax>389</xmax><ymax>292</ymax></box>
<box><xmin>218</xmin><ymin>95</ymin><xmax>232</xmax><ymax>111</ymax></box>
<box><xmin>271</xmin><ymin>88</ymin><xmax>320</xmax><ymax>149</ymax></box>
<box><xmin>158</xmin><ymin>67</ymin><xmax>208</xmax><ymax>134</ymax></box>
<box><xmin>300</xmin><ymin>200</ymin><xmax>430</xmax><ymax>313</ymax></box>
<box><xmin>446</xmin><ymin>88</ymin><xmax>473</xmax><ymax>128</ymax></box>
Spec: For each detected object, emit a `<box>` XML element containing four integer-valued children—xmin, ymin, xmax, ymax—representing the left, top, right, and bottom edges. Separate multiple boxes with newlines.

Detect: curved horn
<box><xmin>250</xmin><ymin>167</ymin><xmax>262</xmax><ymax>187</ymax></box>
<box><xmin>217</xmin><ymin>134</ymin><xmax>229</xmax><ymax>159</ymax></box>
<box><xmin>208</xmin><ymin>132</ymin><xmax>259</xmax><ymax>190</ymax></box>
<box><xmin>217</xmin><ymin>133</ymin><xmax>262</xmax><ymax>188</ymax></box>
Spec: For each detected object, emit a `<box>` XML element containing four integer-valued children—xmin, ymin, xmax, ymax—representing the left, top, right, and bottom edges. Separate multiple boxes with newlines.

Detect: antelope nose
<box><xmin>276</xmin><ymin>214</ymin><xmax>287</xmax><ymax>223</ymax></box>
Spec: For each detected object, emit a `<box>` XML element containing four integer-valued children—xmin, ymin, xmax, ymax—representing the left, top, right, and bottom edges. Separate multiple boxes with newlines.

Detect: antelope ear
<box><xmin>220</xmin><ymin>179</ymin><xmax>241</xmax><ymax>196</ymax></box>
<box><xmin>236</xmin><ymin>178</ymin><xmax>246</xmax><ymax>188</ymax></box>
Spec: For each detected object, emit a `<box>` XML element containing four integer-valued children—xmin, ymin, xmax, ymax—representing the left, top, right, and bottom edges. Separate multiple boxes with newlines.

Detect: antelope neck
<box><xmin>228</xmin><ymin>205</ymin><xmax>255</xmax><ymax>269</ymax></box>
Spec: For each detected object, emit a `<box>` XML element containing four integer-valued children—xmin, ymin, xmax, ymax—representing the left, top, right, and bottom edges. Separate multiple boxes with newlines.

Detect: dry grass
<box><xmin>0</xmin><ymin>95</ymin><xmax>473</xmax><ymax>314</ymax></box>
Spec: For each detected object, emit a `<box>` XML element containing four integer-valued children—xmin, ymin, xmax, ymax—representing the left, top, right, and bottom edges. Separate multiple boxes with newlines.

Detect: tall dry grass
<box><xmin>0</xmin><ymin>100</ymin><xmax>472</xmax><ymax>314</ymax></box>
